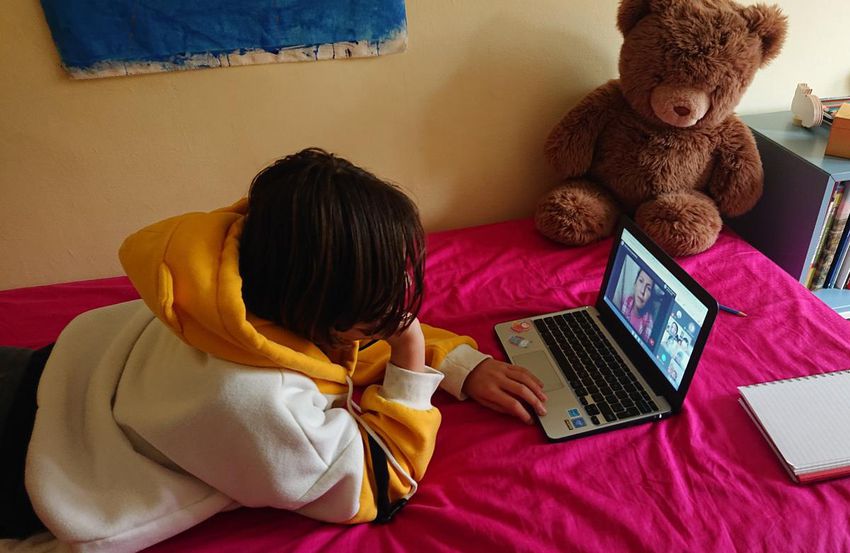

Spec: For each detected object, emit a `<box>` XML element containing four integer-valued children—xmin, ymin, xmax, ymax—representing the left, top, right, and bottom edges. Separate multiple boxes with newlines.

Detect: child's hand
<box><xmin>386</xmin><ymin>317</ymin><xmax>426</xmax><ymax>373</ymax></box>
<box><xmin>462</xmin><ymin>359</ymin><xmax>547</xmax><ymax>425</ymax></box>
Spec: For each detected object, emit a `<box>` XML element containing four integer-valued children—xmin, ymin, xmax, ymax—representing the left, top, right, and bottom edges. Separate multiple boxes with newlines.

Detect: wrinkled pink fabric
<box><xmin>3</xmin><ymin>219</ymin><xmax>849</xmax><ymax>552</ymax></box>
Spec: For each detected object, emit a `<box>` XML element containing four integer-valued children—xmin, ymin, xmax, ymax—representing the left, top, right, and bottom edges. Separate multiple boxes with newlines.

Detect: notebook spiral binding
<box><xmin>744</xmin><ymin>368</ymin><xmax>850</xmax><ymax>387</ymax></box>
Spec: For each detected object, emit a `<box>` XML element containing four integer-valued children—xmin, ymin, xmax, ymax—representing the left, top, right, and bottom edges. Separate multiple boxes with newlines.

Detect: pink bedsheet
<box><xmin>2</xmin><ymin>219</ymin><xmax>849</xmax><ymax>552</ymax></box>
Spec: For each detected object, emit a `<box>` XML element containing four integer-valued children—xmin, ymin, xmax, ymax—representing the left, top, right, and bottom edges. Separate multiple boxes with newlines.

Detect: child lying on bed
<box><xmin>0</xmin><ymin>148</ymin><xmax>546</xmax><ymax>551</ymax></box>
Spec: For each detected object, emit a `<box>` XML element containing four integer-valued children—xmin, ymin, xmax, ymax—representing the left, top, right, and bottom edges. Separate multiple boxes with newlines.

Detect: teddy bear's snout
<box><xmin>650</xmin><ymin>84</ymin><xmax>710</xmax><ymax>128</ymax></box>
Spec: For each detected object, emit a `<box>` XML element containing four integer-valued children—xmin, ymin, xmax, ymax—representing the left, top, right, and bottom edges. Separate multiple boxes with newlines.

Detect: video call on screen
<box><xmin>602</xmin><ymin>232</ymin><xmax>707</xmax><ymax>390</ymax></box>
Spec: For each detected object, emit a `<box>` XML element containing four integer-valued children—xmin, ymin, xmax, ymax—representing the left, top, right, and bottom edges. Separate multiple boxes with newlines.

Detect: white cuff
<box><xmin>380</xmin><ymin>363</ymin><xmax>444</xmax><ymax>410</ymax></box>
<box><xmin>436</xmin><ymin>344</ymin><xmax>491</xmax><ymax>401</ymax></box>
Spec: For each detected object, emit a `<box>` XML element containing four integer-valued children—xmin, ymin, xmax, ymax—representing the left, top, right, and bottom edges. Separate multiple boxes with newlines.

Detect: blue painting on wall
<box><xmin>39</xmin><ymin>0</ymin><xmax>408</xmax><ymax>79</ymax></box>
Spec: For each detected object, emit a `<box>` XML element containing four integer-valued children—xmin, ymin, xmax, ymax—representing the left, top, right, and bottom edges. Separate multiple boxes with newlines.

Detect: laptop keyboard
<box><xmin>533</xmin><ymin>310</ymin><xmax>659</xmax><ymax>424</ymax></box>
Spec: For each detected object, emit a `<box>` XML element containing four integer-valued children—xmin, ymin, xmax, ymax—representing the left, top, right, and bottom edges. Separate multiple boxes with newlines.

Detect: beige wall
<box><xmin>1</xmin><ymin>0</ymin><xmax>848</xmax><ymax>290</ymax></box>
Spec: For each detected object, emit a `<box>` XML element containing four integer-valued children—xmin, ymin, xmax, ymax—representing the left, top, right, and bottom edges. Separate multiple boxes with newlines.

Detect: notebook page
<box><xmin>738</xmin><ymin>370</ymin><xmax>850</xmax><ymax>471</ymax></box>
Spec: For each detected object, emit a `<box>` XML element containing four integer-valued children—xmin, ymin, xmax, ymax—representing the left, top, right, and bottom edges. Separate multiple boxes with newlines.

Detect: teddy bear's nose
<box><xmin>674</xmin><ymin>105</ymin><xmax>691</xmax><ymax>117</ymax></box>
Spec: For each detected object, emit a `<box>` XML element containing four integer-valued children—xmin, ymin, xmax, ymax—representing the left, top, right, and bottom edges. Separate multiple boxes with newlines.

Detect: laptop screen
<box><xmin>601</xmin><ymin>226</ymin><xmax>709</xmax><ymax>390</ymax></box>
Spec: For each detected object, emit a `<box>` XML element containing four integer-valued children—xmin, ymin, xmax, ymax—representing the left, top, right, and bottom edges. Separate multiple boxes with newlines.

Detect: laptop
<box><xmin>495</xmin><ymin>216</ymin><xmax>718</xmax><ymax>441</ymax></box>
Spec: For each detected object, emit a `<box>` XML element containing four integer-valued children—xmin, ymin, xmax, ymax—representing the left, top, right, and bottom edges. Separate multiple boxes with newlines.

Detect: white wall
<box><xmin>740</xmin><ymin>0</ymin><xmax>850</xmax><ymax>113</ymax></box>
<box><xmin>1</xmin><ymin>0</ymin><xmax>848</xmax><ymax>289</ymax></box>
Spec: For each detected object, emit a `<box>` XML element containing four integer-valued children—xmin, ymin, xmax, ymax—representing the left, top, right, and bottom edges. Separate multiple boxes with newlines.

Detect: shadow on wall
<box><xmin>418</xmin><ymin>11</ymin><xmax>617</xmax><ymax>231</ymax></box>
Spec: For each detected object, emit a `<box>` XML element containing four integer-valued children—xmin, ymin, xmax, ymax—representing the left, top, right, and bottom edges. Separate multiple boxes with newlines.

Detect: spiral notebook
<box><xmin>738</xmin><ymin>369</ymin><xmax>850</xmax><ymax>484</ymax></box>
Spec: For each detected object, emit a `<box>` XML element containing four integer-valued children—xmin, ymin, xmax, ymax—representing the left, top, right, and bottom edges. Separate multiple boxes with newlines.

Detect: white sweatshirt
<box><xmin>25</xmin><ymin>300</ymin><xmax>487</xmax><ymax>553</ymax></box>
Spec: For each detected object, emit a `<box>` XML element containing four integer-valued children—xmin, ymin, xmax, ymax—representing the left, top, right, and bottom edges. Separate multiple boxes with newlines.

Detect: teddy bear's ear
<box><xmin>617</xmin><ymin>0</ymin><xmax>651</xmax><ymax>35</ymax></box>
<box><xmin>741</xmin><ymin>4</ymin><xmax>788</xmax><ymax>66</ymax></box>
<box><xmin>617</xmin><ymin>0</ymin><xmax>677</xmax><ymax>35</ymax></box>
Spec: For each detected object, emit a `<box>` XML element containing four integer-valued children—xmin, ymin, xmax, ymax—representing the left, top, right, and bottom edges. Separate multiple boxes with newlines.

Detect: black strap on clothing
<box><xmin>0</xmin><ymin>344</ymin><xmax>53</xmax><ymax>539</ymax></box>
<box><xmin>0</xmin><ymin>347</ymin><xmax>33</xmax><ymax>440</ymax></box>
<box><xmin>357</xmin><ymin>339</ymin><xmax>379</xmax><ymax>351</ymax></box>
<box><xmin>367</xmin><ymin>434</ymin><xmax>408</xmax><ymax>523</ymax></box>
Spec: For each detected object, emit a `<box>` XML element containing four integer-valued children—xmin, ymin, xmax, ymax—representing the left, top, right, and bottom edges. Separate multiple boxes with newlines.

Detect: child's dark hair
<box><xmin>239</xmin><ymin>148</ymin><xmax>425</xmax><ymax>346</ymax></box>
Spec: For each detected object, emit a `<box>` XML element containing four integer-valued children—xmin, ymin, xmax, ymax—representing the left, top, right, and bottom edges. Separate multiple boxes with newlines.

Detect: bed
<box><xmin>2</xmin><ymin>218</ymin><xmax>849</xmax><ymax>552</ymax></box>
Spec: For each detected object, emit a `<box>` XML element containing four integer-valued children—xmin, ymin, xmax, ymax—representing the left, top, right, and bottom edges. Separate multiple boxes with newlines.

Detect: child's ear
<box><xmin>740</xmin><ymin>3</ymin><xmax>788</xmax><ymax>66</ymax></box>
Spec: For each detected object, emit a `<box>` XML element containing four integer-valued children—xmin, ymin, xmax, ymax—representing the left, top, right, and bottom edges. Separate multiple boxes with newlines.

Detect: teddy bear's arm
<box><xmin>707</xmin><ymin>117</ymin><xmax>764</xmax><ymax>217</ymax></box>
<box><xmin>544</xmin><ymin>80</ymin><xmax>622</xmax><ymax>179</ymax></box>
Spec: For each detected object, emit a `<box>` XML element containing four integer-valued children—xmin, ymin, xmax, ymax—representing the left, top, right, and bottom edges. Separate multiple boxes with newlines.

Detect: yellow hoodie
<box><xmin>117</xmin><ymin>199</ymin><xmax>482</xmax><ymax>523</ymax></box>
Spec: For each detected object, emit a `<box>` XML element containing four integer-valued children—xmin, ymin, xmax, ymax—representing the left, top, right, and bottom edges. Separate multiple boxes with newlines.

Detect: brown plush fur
<box><xmin>536</xmin><ymin>0</ymin><xmax>788</xmax><ymax>256</ymax></box>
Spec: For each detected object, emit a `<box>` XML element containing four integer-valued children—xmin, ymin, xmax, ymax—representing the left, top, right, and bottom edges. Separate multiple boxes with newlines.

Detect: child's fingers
<box><xmin>508</xmin><ymin>364</ymin><xmax>544</xmax><ymax>388</ymax></box>
<box><xmin>481</xmin><ymin>396</ymin><xmax>533</xmax><ymax>425</ymax></box>
<box><xmin>502</xmin><ymin>380</ymin><xmax>547</xmax><ymax>417</ymax></box>
<box><xmin>507</xmin><ymin>366</ymin><xmax>548</xmax><ymax>403</ymax></box>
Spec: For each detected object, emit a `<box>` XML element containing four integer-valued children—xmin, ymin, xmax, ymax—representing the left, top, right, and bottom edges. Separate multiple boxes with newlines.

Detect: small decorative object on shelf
<box><xmin>792</xmin><ymin>83</ymin><xmax>824</xmax><ymax>128</ymax></box>
<box><xmin>790</xmin><ymin>82</ymin><xmax>850</xmax><ymax>129</ymax></box>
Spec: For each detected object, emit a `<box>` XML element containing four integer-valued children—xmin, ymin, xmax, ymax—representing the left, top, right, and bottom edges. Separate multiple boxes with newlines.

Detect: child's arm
<box><xmin>385</xmin><ymin>317</ymin><xmax>426</xmax><ymax>373</ymax></box>
<box><xmin>354</xmin><ymin>324</ymin><xmax>547</xmax><ymax>424</ymax></box>
<box><xmin>351</xmin><ymin>322</ymin><xmax>476</xmax><ymax>384</ymax></box>
<box><xmin>461</xmin><ymin>359</ymin><xmax>547</xmax><ymax>425</ymax></box>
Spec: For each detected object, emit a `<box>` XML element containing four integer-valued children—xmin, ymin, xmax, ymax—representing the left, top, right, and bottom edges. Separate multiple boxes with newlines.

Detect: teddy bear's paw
<box><xmin>635</xmin><ymin>192</ymin><xmax>722</xmax><ymax>256</ymax></box>
<box><xmin>535</xmin><ymin>182</ymin><xmax>619</xmax><ymax>246</ymax></box>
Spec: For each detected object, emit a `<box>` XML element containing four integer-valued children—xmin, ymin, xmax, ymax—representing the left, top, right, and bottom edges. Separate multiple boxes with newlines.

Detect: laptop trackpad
<box><xmin>513</xmin><ymin>351</ymin><xmax>565</xmax><ymax>392</ymax></box>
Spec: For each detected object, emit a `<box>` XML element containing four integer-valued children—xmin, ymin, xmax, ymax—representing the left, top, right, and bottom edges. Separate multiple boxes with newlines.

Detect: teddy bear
<box><xmin>535</xmin><ymin>0</ymin><xmax>788</xmax><ymax>256</ymax></box>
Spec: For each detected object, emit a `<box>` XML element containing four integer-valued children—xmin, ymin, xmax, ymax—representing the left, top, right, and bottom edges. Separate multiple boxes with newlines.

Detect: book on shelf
<box><xmin>821</xmin><ymin>97</ymin><xmax>850</xmax><ymax>126</ymax></box>
<box><xmin>806</xmin><ymin>182</ymin><xmax>845</xmax><ymax>289</ymax></box>
<box><xmin>826</xmin><ymin>218</ymin><xmax>850</xmax><ymax>288</ymax></box>
<box><xmin>738</xmin><ymin>369</ymin><xmax>850</xmax><ymax>484</ymax></box>
<box><xmin>813</xmin><ymin>182</ymin><xmax>850</xmax><ymax>289</ymax></box>
<box><xmin>826</xmin><ymin>187</ymin><xmax>850</xmax><ymax>288</ymax></box>
<box><xmin>834</xmin><ymin>244</ymin><xmax>850</xmax><ymax>289</ymax></box>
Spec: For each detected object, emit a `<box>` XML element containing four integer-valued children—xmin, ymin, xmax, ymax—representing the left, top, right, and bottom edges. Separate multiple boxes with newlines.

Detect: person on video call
<box><xmin>664</xmin><ymin>321</ymin><xmax>679</xmax><ymax>349</ymax></box>
<box><xmin>620</xmin><ymin>268</ymin><xmax>655</xmax><ymax>341</ymax></box>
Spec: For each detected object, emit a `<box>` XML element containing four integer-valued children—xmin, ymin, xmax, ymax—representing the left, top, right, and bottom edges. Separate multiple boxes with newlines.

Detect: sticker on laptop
<box><xmin>567</xmin><ymin>408</ymin><xmax>580</xmax><ymax>417</ymax></box>
<box><xmin>508</xmin><ymin>335</ymin><xmax>530</xmax><ymax>348</ymax></box>
<box><xmin>511</xmin><ymin>321</ymin><xmax>532</xmax><ymax>333</ymax></box>
<box><xmin>571</xmin><ymin>417</ymin><xmax>587</xmax><ymax>428</ymax></box>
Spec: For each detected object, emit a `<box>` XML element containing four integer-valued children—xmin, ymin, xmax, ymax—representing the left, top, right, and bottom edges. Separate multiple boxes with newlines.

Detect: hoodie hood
<box><xmin>118</xmin><ymin>199</ymin><xmax>356</xmax><ymax>383</ymax></box>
